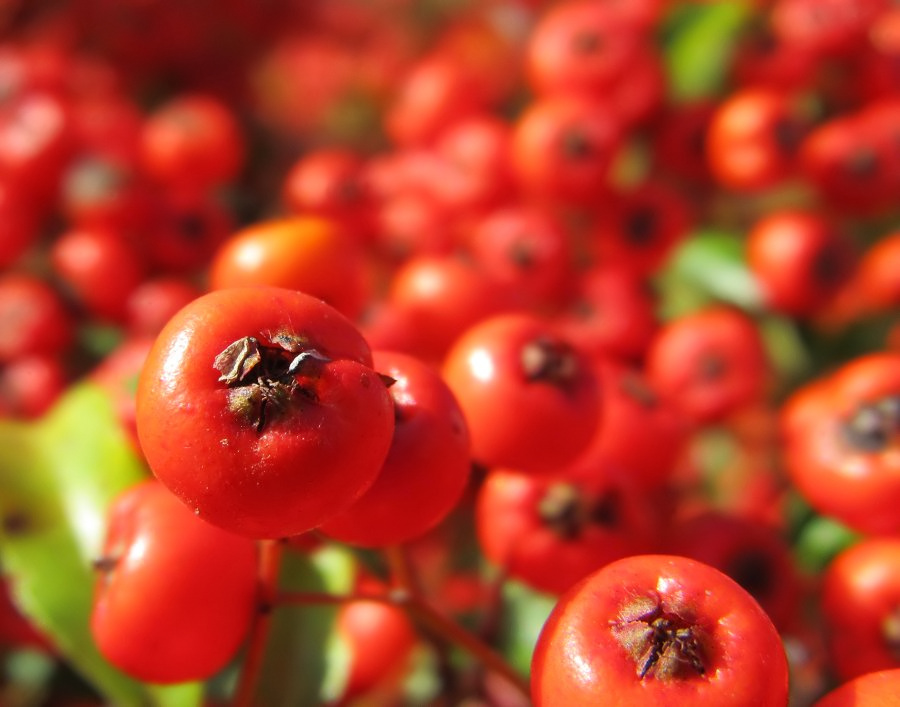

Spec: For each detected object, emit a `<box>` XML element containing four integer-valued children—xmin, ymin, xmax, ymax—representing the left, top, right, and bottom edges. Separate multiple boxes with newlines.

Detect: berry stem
<box><xmin>276</xmin><ymin>586</ymin><xmax>531</xmax><ymax>699</ymax></box>
<box><xmin>403</xmin><ymin>589</ymin><xmax>531</xmax><ymax>698</ymax></box>
<box><xmin>384</xmin><ymin>544</ymin><xmax>458</xmax><ymax>697</ymax></box>
<box><xmin>385</xmin><ymin>544</ymin><xmax>421</xmax><ymax>596</ymax></box>
<box><xmin>233</xmin><ymin>538</ymin><xmax>285</xmax><ymax>707</ymax></box>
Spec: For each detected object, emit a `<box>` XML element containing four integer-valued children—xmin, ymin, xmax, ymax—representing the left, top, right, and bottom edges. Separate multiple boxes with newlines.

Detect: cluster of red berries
<box><xmin>5</xmin><ymin>0</ymin><xmax>900</xmax><ymax>705</ymax></box>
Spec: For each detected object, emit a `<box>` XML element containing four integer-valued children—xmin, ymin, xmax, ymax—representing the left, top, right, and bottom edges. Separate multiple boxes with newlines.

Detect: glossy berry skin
<box><xmin>430</xmin><ymin>113</ymin><xmax>515</xmax><ymax>216</ymax></box>
<box><xmin>442</xmin><ymin>313</ymin><xmax>601</xmax><ymax>475</ymax></box>
<box><xmin>139</xmin><ymin>94</ymin><xmax>244</xmax><ymax>194</ymax></box>
<box><xmin>783</xmin><ymin>353</ymin><xmax>900</xmax><ymax>535</ymax></box>
<box><xmin>531</xmin><ymin>555</ymin><xmax>789</xmax><ymax>707</ymax></box>
<box><xmin>706</xmin><ymin>88</ymin><xmax>808</xmax><ymax>192</ymax></box>
<box><xmin>771</xmin><ymin>0</ymin><xmax>890</xmax><ymax>58</ymax></box>
<box><xmin>384</xmin><ymin>52</ymin><xmax>490</xmax><ymax>148</ymax></box>
<box><xmin>0</xmin><ymin>274</ymin><xmax>73</xmax><ymax>362</ymax></box>
<box><xmin>609</xmin><ymin>50</ymin><xmax>665</xmax><ymax>130</ymax></box>
<box><xmin>746</xmin><ymin>210</ymin><xmax>856</xmax><ymax>318</ymax></box>
<box><xmin>0</xmin><ymin>353</ymin><xmax>67</xmax><ymax>419</ymax></box>
<box><xmin>466</xmin><ymin>204</ymin><xmax>574</xmax><ymax>309</ymax></box>
<box><xmin>567</xmin><ymin>360</ymin><xmax>685</xmax><ymax>490</ymax></box>
<box><xmin>510</xmin><ymin>95</ymin><xmax>623</xmax><ymax>207</ymax></box>
<box><xmin>646</xmin><ymin>306</ymin><xmax>770</xmax><ymax>426</ymax></box>
<box><xmin>798</xmin><ymin>102</ymin><xmax>900</xmax><ymax>215</ymax></box>
<box><xmin>143</xmin><ymin>191</ymin><xmax>234</xmax><ymax>274</ymax></box>
<box><xmin>337</xmin><ymin>590</ymin><xmax>418</xmax><ymax>701</ymax></box>
<box><xmin>0</xmin><ymin>179</ymin><xmax>42</xmax><ymax>268</ymax></box>
<box><xmin>209</xmin><ymin>216</ymin><xmax>369</xmax><ymax>321</ymax></box>
<box><xmin>665</xmin><ymin>512</ymin><xmax>802</xmax><ymax>632</ymax></box>
<box><xmin>373</xmin><ymin>189</ymin><xmax>455</xmax><ymax>264</ymax></box>
<box><xmin>50</xmin><ymin>227</ymin><xmax>145</xmax><ymax>323</ymax></box>
<box><xmin>60</xmin><ymin>153</ymin><xmax>148</xmax><ymax>231</ymax></box>
<box><xmin>844</xmin><ymin>231</ymin><xmax>900</xmax><ymax>316</ymax></box>
<box><xmin>587</xmin><ymin>179</ymin><xmax>693</xmax><ymax>277</ymax></box>
<box><xmin>379</xmin><ymin>255</ymin><xmax>520</xmax><ymax>364</ymax></box>
<box><xmin>281</xmin><ymin>148</ymin><xmax>375</xmax><ymax>240</ymax></box>
<box><xmin>556</xmin><ymin>267</ymin><xmax>658</xmax><ymax>364</ymax></box>
<box><xmin>319</xmin><ymin>350</ymin><xmax>471</xmax><ymax>547</ymax></box>
<box><xmin>90</xmin><ymin>480</ymin><xmax>258</xmax><ymax>684</ymax></box>
<box><xmin>476</xmin><ymin>467</ymin><xmax>659</xmax><ymax>595</ymax></box>
<box><xmin>136</xmin><ymin>287</ymin><xmax>395</xmax><ymax>539</ymax></box>
<box><xmin>813</xmin><ymin>668</ymin><xmax>900</xmax><ymax>707</ymax></box>
<box><xmin>821</xmin><ymin>538</ymin><xmax>900</xmax><ymax>682</ymax></box>
<box><xmin>525</xmin><ymin>0</ymin><xmax>645</xmax><ymax>98</ymax></box>
<box><xmin>124</xmin><ymin>276</ymin><xmax>202</xmax><ymax>337</ymax></box>
<box><xmin>0</xmin><ymin>91</ymin><xmax>74</xmax><ymax>208</ymax></box>
<box><xmin>649</xmin><ymin>100</ymin><xmax>716</xmax><ymax>185</ymax></box>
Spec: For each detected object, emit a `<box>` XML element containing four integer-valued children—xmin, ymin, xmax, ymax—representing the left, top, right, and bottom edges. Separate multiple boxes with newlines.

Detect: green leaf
<box><xmin>2</xmin><ymin>648</ymin><xmax>55</xmax><ymax>706</ymax></box>
<box><xmin>656</xmin><ymin>230</ymin><xmax>818</xmax><ymax>393</ymax></box>
<box><xmin>655</xmin><ymin>229</ymin><xmax>763</xmax><ymax>319</ymax></box>
<box><xmin>757</xmin><ymin>315</ymin><xmax>813</xmax><ymax>395</ymax></box>
<box><xmin>793</xmin><ymin>515</ymin><xmax>862</xmax><ymax>574</ymax></box>
<box><xmin>496</xmin><ymin>579</ymin><xmax>557</xmax><ymax>677</ymax></box>
<box><xmin>252</xmin><ymin>544</ymin><xmax>356</xmax><ymax>707</ymax></box>
<box><xmin>76</xmin><ymin>323</ymin><xmax>125</xmax><ymax>362</ymax></box>
<box><xmin>662</xmin><ymin>1</ymin><xmax>755</xmax><ymax>102</ymax></box>
<box><xmin>33</xmin><ymin>385</ymin><xmax>151</xmax><ymax>562</ymax></box>
<box><xmin>0</xmin><ymin>383</ymin><xmax>203</xmax><ymax>707</ymax></box>
<box><xmin>145</xmin><ymin>683</ymin><xmax>205</xmax><ymax>707</ymax></box>
<box><xmin>400</xmin><ymin>644</ymin><xmax>442</xmax><ymax>705</ymax></box>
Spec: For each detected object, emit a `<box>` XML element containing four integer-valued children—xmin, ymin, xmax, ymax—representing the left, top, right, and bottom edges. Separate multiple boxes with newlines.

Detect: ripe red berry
<box><xmin>90</xmin><ymin>480</ymin><xmax>259</xmax><ymax>684</ymax></box>
<box><xmin>136</xmin><ymin>287</ymin><xmax>395</xmax><ymax>538</ymax></box>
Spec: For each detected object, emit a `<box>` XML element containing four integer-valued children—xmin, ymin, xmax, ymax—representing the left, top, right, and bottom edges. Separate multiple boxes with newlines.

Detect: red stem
<box><xmin>276</xmin><ymin>588</ymin><xmax>532</xmax><ymax>700</ymax></box>
<box><xmin>233</xmin><ymin>538</ymin><xmax>285</xmax><ymax>707</ymax></box>
<box><xmin>385</xmin><ymin>544</ymin><xmax>420</xmax><ymax>596</ymax></box>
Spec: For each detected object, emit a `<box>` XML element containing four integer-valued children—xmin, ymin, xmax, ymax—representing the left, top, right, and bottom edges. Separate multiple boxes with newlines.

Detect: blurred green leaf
<box><xmin>758</xmin><ymin>315</ymin><xmax>813</xmax><ymax>395</ymax></box>
<box><xmin>76</xmin><ymin>323</ymin><xmax>125</xmax><ymax>362</ymax></box>
<box><xmin>496</xmin><ymin>579</ymin><xmax>556</xmax><ymax>677</ymax></box>
<box><xmin>690</xmin><ymin>426</ymin><xmax>742</xmax><ymax>491</ymax></box>
<box><xmin>0</xmin><ymin>384</ymin><xmax>202</xmax><ymax>707</ymax></box>
<box><xmin>793</xmin><ymin>515</ymin><xmax>862</xmax><ymax>574</ymax></box>
<box><xmin>252</xmin><ymin>543</ymin><xmax>356</xmax><ymax>707</ymax></box>
<box><xmin>400</xmin><ymin>644</ymin><xmax>442</xmax><ymax>705</ymax></box>
<box><xmin>2</xmin><ymin>648</ymin><xmax>55</xmax><ymax>707</ymax></box>
<box><xmin>662</xmin><ymin>1</ymin><xmax>755</xmax><ymax>101</ymax></box>
<box><xmin>656</xmin><ymin>229</ymin><xmax>763</xmax><ymax>319</ymax></box>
